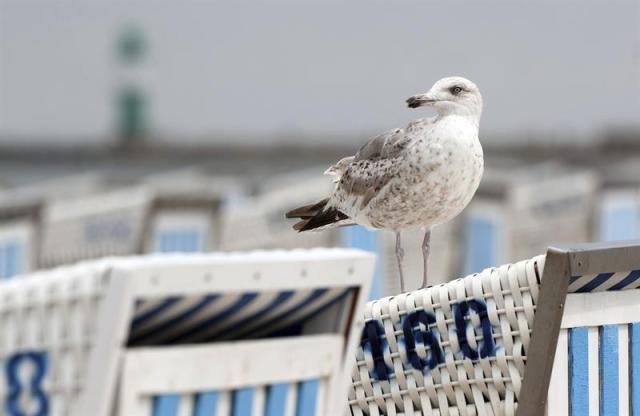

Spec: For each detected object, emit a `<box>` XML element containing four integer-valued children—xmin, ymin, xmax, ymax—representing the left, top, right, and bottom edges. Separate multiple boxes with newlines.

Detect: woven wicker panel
<box><xmin>349</xmin><ymin>255</ymin><xmax>545</xmax><ymax>416</ymax></box>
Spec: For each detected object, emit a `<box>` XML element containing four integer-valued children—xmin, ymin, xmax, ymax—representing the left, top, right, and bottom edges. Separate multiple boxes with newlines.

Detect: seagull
<box><xmin>286</xmin><ymin>76</ymin><xmax>483</xmax><ymax>293</ymax></box>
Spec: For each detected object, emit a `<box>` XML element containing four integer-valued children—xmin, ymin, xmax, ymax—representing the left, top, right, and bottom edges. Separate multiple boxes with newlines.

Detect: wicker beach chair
<box><xmin>348</xmin><ymin>241</ymin><xmax>640</xmax><ymax>415</ymax></box>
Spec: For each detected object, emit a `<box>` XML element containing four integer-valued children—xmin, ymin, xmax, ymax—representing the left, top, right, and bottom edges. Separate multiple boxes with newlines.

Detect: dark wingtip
<box><xmin>286</xmin><ymin>198</ymin><xmax>329</xmax><ymax>219</ymax></box>
<box><xmin>293</xmin><ymin>219</ymin><xmax>309</xmax><ymax>231</ymax></box>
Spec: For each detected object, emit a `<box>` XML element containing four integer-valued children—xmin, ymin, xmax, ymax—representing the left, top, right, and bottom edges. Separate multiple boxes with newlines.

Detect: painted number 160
<box><xmin>360</xmin><ymin>299</ymin><xmax>496</xmax><ymax>381</ymax></box>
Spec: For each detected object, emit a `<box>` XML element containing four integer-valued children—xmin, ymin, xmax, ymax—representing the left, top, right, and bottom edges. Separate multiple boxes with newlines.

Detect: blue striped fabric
<box><xmin>129</xmin><ymin>288</ymin><xmax>353</xmax><ymax>345</ymax></box>
<box><xmin>296</xmin><ymin>380</ymin><xmax>319</xmax><ymax>416</ymax></box>
<box><xmin>202</xmin><ymin>291</ymin><xmax>295</xmax><ymax>342</ymax></box>
<box><xmin>569</xmin><ymin>269</ymin><xmax>640</xmax><ymax>293</ymax></box>
<box><xmin>272</xmin><ymin>289</ymin><xmax>354</xmax><ymax>337</ymax></box>
<box><xmin>574</xmin><ymin>272</ymin><xmax>614</xmax><ymax>293</ymax></box>
<box><xmin>194</xmin><ymin>392</ymin><xmax>219</xmax><ymax>416</ymax></box>
<box><xmin>600</xmin><ymin>325</ymin><xmax>619</xmax><ymax>415</ymax></box>
<box><xmin>632</xmin><ymin>324</ymin><xmax>640</xmax><ymax>416</ymax></box>
<box><xmin>610</xmin><ymin>270</ymin><xmax>640</xmax><ymax>291</ymax></box>
<box><xmin>152</xmin><ymin>395</ymin><xmax>180</xmax><ymax>416</ymax></box>
<box><xmin>129</xmin><ymin>295</ymin><xmax>219</xmax><ymax>344</ymax></box>
<box><xmin>131</xmin><ymin>297</ymin><xmax>181</xmax><ymax>329</ymax></box>
<box><xmin>569</xmin><ymin>275</ymin><xmax>582</xmax><ymax>285</ymax></box>
<box><xmin>227</xmin><ymin>289</ymin><xmax>327</xmax><ymax>340</ymax></box>
<box><xmin>570</xmin><ymin>327</ymin><xmax>589</xmax><ymax>416</ymax></box>
<box><xmin>163</xmin><ymin>294</ymin><xmax>258</xmax><ymax>344</ymax></box>
<box><xmin>232</xmin><ymin>388</ymin><xmax>254</xmax><ymax>416</ymax></box>
<box><xmin>265</xmin><ymin>384</ymin><xmax>289</xmax><ymax>416</ymax></box>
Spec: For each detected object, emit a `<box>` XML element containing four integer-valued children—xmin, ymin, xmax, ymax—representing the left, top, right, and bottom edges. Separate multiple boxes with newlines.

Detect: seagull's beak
<box><xmin>406</xmin><ymin>93</ymin><xmax>437</xmax><ymax>108</ymax></box>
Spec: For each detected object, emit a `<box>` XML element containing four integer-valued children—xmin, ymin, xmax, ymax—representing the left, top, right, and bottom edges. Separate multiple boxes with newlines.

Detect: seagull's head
<box><xmin>406</xmin><ymin>76</ymin><xmax>482</xmax><ymax>120</ymax></box>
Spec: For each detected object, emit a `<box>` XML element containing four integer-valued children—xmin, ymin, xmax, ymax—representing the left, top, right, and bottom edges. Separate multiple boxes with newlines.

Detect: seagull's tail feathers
<box><xmin>286</xmin><ymin>198</ymin><xmax>353</xmax><ymax>232</ymax></box>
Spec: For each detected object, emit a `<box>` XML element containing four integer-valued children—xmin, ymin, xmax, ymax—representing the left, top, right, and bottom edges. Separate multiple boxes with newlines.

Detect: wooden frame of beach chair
<box><xmin>348</xmin><ymin>240</ymin><xmax>640</xmax><ymax>416</ymax></box>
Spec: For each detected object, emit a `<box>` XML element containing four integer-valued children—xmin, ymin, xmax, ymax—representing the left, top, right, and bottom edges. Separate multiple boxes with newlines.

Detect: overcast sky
<box><xmin>0</xmin><ymin>0</ymin><xmax>638</xmax><ymax>146</ymax></box>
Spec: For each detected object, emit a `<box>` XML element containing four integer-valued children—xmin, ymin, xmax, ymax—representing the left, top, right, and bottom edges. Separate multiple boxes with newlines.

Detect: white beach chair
<box><xmin>348</xmin><ymin>241</ymin><xmax>640</xmax><ymax>415</ymax></box>
<box><xmin>0</xmin><ymin>249</ymin><xmax>374</xmax><ymax>416</ymax></box>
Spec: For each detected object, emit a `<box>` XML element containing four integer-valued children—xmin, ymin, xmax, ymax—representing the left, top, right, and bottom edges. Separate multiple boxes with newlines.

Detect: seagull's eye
<box><xmin>450</xmin><ymin>86</ymin><xmax>463</xmax><ymax>95</ymax></box>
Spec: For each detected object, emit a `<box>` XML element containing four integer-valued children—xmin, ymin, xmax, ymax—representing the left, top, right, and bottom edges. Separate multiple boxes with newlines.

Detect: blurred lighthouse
<box><xmin>115</xmin><ymin>23</ymin><xmax>149</xmax><ymax>146</ymax></box>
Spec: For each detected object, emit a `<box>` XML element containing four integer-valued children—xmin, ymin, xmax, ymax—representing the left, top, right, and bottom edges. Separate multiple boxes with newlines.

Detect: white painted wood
<box><xmin>330</xmin><ymin>262</ymin><xmax>372</xmax><ymax>416</ymax></box>
<box><xmin>178</xmin><ymin>394</ymin><xmax>195</xmax><ymax>416</ymax></box>
<box><xmin>547</xmin><ymin>329</ymin><xmax>569</xmax><ymax>416</ymax></box>
<box><xmin>285</xmin><ymin>383</ymin><xmax>298</xmax><ymax>416</ymax></box>
<box><xmin>619</xmin><ymin>324</ymin><xmax>630</xmax><ymax>416</ymax></box>
<box><xmin>72</xmin><ymin>270</ymin><xmax>135</xmax><ymax>416</ymax></box>
<box><xmin>118</xmin><ymin>335</ymin><xmax>343</xmax><ymax>415</ymax></box>
<box><xmin>588</xmin><ymin>327</ymin><xmax>599</xmax><ymax>416</ymax></box>
<box><xmin>562</xmin><ymin>289</ymin><xmax>640</xmax><ymax>328</ymax></box>
<box><xmin>253</xmin><ymin>387</ymin><xmax>266</xmax><ymax>416</ymax></box>
<box><xmin>217</xmin><ymin>391</ymin><xmax>232</xmax><ymax>416</ymax></box>
<box><xmin>126</xmin><ymin>251</ymin><xmax>375</xmax><ymax>297</ymax></box>
<box><xmin>315</xmin><ymin>378</ymin><xmax>328</xmax><ymax>416</ymax></box>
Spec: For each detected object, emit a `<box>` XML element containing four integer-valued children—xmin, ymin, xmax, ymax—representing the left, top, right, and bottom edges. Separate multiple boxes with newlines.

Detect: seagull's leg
<box><xmin>395</xmin><ymin>231</ymin><xmax>406</xmax><ymax>293</ymax></box>
<box><xmin>421</xmin><ymin>229</ymin><xmax>432</xmax><ymax>288</ymax></box>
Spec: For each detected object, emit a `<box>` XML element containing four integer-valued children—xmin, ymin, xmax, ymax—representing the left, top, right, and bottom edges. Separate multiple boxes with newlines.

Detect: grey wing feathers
<box><xmin>339</xmin><ymin>157</ymin><xmax>399</xmax><ymax>207</ymax></box>
<box><xmin>324</xmin><ymin>127</ymin><xmax>409</xmax><ymax>183</ymax></box>
<box><xmin>354</xmin><ymin>128</ymin><xmax>408</xmax><ymax>161</ymax></box>
<box><xmin>355</xmin><ymin>117</ymin><xmax>434</xmax><ymax>161</ymax></box>
<box><xmin>328</xmin><ymin>127</ymin><xmax>411</xmax><ymax>210</ymax></box>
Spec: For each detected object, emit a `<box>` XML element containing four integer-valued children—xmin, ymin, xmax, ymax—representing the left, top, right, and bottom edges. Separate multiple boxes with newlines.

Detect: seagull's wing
<box><xmin>331</xmin><ymin>127</ymin><xmax>412</xmax><ymax>212</ymax></box>
<box><xmin>333</xmin><ymin>117</ymin><xmax>438</xmax><ymax>214</ymax></box>
<box><xmin>354</xmin><ymin>128</ymin><xmax>409</xmax><ymax>161</ymax></box>
<box><xmin>323</xmin><ymin>127</ymin><xmax>407</xmax><ymax>182</ymax></box>
<box><xmin>288</xmin><ymin>119</ymin><xmax>431</xmax><ymax>231</ymax></box>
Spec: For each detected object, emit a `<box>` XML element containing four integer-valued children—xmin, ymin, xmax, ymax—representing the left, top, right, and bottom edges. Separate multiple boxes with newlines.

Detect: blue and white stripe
<box><xmin>565</xmin><ymin>323</ymin><xmax>636</xmax><ymax>415</ymax></box>
<box><xmin>129</xmin><ymin>287</ymin><xmax>355</xmax><ymax>346</ymax></box>
<box><xmin>151</xmin><ymin>381</ymin><xmax>321</xmax><ymax>416</ymax></box>
<box><xmin>568</xmin><ymin>270</ymin><xmax>640</xmax><ymax>293</ymax></box>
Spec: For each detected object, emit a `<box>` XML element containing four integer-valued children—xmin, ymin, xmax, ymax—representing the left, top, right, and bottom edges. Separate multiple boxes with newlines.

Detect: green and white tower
<box><xmin>115</xmin><ymin>23</ymin><xmax>148</xmax><ymax>145</ymax></box>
